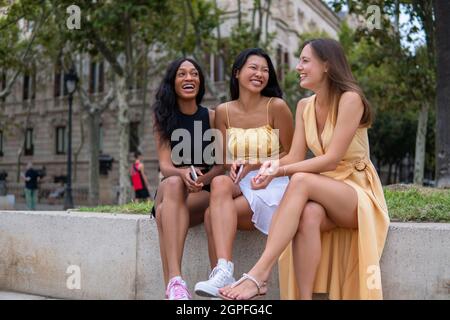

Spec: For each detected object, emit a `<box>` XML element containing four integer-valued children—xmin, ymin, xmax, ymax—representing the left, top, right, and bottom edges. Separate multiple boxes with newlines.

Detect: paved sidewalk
<box><xmin>13</xmin><ymin>203</ymin><xmax>64</xmax><ymax>211</ymax></box>
<box><xmin>0</xmin><ymin>291</ymin><xmax>55</xmax><ymax>300</ymax></box>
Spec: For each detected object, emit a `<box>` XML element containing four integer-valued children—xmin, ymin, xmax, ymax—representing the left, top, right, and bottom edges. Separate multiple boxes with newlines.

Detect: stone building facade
<box><xmin>0</xmin><ymin>1</ymin><xmax>340</xmax><ymax>205</ymax></box>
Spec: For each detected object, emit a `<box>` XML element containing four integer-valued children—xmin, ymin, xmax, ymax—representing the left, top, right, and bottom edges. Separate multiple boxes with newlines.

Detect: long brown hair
<box><xmin>302</xmin><ymin>38</ymin><xmax>372</xmax><ymax>127</ymax></box>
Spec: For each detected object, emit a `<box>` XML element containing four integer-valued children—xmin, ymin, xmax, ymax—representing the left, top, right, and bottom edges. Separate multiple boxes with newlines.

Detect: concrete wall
<box><xmin>0</xmin><ymin>210</ymin><xmax>449</xmax><ymax>300</ymax></box>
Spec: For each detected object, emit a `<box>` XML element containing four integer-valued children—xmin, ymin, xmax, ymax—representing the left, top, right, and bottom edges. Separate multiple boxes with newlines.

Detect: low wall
<box><xmin>0</xmin><ymin>195</ymin><xmax>15</xmax><ymax>210</ymax></box>
<box><xmin>0</xmin><ymin>210</ymin><xmax>449</xmax><ymax>300</ymax></box>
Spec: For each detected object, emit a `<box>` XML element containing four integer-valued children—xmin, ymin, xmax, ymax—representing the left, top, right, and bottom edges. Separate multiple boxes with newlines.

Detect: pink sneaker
<box><xmin>166</xmin><ymin>276</ymin><xmax>192</xmax><ymax>300</ymax></box>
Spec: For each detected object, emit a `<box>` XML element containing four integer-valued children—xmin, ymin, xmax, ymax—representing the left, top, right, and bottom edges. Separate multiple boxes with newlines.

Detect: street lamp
<box><xmin>63</xmin><ymin>67</ymin><xmax>78</xmax><ymax>210</ymax></box>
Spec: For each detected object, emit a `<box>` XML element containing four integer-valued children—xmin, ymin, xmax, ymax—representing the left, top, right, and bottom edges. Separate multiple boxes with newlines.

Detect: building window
<box><xmin>24</xmin><ymin>128</ymin><xmax>34</xmax><ymax>156</ymax></box>
<box><xmin>209</xmin><ymin>53</ymin><xmax>225</xmax><ymax>82</ymax></box>
<box><xmin>89</xmin><ymin>60</ymin><xmax>104</xmax><ymax>93</ymax></box>
<box><xmin>284</xmin><ymin>51</ymin><xmax>290</xmax><ymax>71</ymax></box>
<box><xmin>55</xmin><ymin>126</ymin><xmax>67</xmax><ymax>155</ymax></box>
<box><xmin>297</xmin><ymin>9</ymin><xmax>304</xmax><ymax>24</ymax></box>
<box><xmin>276</xmin><ymin>45</ymin><xmax>283</xmax><ymax>81</ymax></box>
<box><xmin>54</xmin><ymin>60</ymin><xmax>67</xmax><ymax>98</ymax></box>
<box><xmin>214</xmin><ymin>54</ymin><xmax>225</xmax><ymax>82</ymax></box>
<box><xmin>23</xmin><ymin>74</ymin><xmax>35</xmax><ymax>101</ymax></box>
<box><xmin>129</xmin><ymin>122</ymin><xmax>140</xmax><ymax>153</ymax></box>
<box><xmin>276</xmin><ymin>45</ymin><xmax>290</xmax><ymax>82</ymax></box>
<box><xmin>0</xmin><ymin>130</ymin><xmax>3</xmax><ymax>157</ymax></box>
<box><xmin>308</xmin><ymin>20</ymin><xmax>318</xmax><ymax>31</ymax></box>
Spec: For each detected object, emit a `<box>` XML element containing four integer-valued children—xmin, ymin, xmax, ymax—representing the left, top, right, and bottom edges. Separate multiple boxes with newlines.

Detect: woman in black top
<box><xmin>152</xmin><ymin>58</ymin><xmax>223</xmax><ymax>300</ymax></box>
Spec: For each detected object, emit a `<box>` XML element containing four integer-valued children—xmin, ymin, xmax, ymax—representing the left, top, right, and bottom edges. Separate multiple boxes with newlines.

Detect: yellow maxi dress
<box><xmin>278</xmin><ymin>95</ymin><xmax>390</xmax><ymax>300</ymax></box>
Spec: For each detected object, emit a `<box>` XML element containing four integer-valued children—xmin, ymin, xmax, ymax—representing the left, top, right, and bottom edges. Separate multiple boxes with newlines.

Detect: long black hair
<box><xmin>229</xmin><ymin>48</ymin><xmax>283</xmax><ymax>100</ymax></box>
<box><xmin>152</xmin><ymin>58</ymin><xmax>206</xmax><ymax>144</ymax></box>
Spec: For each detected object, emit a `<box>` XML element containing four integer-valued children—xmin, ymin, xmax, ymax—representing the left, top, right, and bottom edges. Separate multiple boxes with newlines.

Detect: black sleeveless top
<box><xmin>170</xmin><ymin>105</ymin><xmax>214</xmax><ymax>167</ymax></box>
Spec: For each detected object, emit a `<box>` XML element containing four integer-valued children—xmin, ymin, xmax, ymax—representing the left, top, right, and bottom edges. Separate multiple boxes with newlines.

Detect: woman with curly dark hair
<box><xmin>152</xmin><ymin>58</ymin><xmax>223</xmax><ymax>300</ymax></box>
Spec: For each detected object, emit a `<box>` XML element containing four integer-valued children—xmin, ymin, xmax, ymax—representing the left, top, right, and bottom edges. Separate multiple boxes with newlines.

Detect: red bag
<box><xmin>131</xmin><ymin>163</ymin><xmax>143</xmax><ymax>191</ymax></box>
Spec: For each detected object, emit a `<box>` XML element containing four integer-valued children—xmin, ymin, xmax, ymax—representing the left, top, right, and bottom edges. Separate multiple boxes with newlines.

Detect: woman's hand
<box><xmin>251</xmin><ymin>160</ymin><xmax>279</xmax><ymax>190</ymax></box>
<box><xmin>181</xmin><ymin>167</ymin><xmax>204</xmax><ymax>193</ymax></box>
<box><xmin>230</xmin><ymin>160</ymin><xmax>251</xmax><ymax>184</ymax></box>
<box><xmin>229</xmin><ymin>161</ymin><xmax>240</xmax><ymax>181</ymax></box>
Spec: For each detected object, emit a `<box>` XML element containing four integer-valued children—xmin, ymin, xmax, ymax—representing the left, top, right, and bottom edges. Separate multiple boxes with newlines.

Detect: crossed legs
<box><xmin>220</xmin><ymin>172</ymin><xmax>358</xmax><ymax>300</ymax></box>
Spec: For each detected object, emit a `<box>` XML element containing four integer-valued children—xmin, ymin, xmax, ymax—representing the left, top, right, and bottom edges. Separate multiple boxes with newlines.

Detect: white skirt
<box><xmin>238</xmin><ymin>170</ymin><xmax>289</xmax><ymax>235</ymax></box>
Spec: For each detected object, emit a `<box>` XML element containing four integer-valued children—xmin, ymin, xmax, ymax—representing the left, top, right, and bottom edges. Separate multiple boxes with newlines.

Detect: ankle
<box><xmin>217</xmin><ymin>258</ymin><xmax>234</xmax><ymax>274</ymax></box>
<box><xmin>248</xmin><ymin>267</ymin><xmax>269</xmax><ymax>283</ymax></box>
<box><xmin>167</xmin><ymin>274</ymin><xmax>183</xmax><ymax>284</ymax></box>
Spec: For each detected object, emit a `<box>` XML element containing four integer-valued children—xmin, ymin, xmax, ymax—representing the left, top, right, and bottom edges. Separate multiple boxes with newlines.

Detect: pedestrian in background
<box><xmin>22</xmin><ymin>162</ymin><xmax>40</xmax><ymax>210</ymax></box>
<box><xmin>130</xmin><ymin>151</ymin><xmax>151</xmax><ymax>202</ymax></box>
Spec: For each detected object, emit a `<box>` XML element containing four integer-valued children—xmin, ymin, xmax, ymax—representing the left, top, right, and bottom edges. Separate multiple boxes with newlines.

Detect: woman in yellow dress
<box><xmin>219</xmin><ymin>38</ymin><xmax>390</xmax><ymax>300</ymax></box>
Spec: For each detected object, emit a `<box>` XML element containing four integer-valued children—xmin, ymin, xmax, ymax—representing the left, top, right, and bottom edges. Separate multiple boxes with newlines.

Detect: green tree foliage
<box><xmin>328</xmin><ymin>0</ymin><xmax>437</xmax><ymax>184</ymax></box>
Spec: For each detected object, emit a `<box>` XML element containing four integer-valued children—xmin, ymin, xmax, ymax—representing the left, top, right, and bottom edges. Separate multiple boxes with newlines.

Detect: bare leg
<box><xmin>154</xmin><ymin>176</ymin><xmax>210</xmax><ymax>285</ymax></box>
<box><xmin>220</xmin><ymin>172</ymin><xmax>358</xmax><ymax>300</ymax></box>
<box><xmin>209</xmin><ymin>175</ymin><xmax>253</xmax><ymax>262</ymax></box>
<box><xmin>155</xmin><ymin>204</ymin><xmax>169</xmax><ymax>284</ymax></box>
<box><xmin>205</xmin><ymin>193</ymin><xmax>255</xmax><ymax>269</ymax></box>
<box><xmin>204</xmin><ymin>208</ymin><xmax>217</xmax><ymax>269</ymax></box>
<box><xmin>292</xmin><ymin>201</ymin><xmax>336</xmax><ymax>300</ymax></box>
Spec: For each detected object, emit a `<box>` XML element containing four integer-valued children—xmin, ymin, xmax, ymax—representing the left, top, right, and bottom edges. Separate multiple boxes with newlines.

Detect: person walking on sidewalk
<box><xmin>130</xmin><ymin>151</ymin><xmax>151</xmax><ymax>202</ymax></box>
<box><xmin>22</xmin><ymin>162</ymin><xmax>40</xmax><ymax>210</ymax></box>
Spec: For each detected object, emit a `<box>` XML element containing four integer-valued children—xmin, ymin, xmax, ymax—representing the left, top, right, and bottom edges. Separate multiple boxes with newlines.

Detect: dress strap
<box><xmin>225</xmin><ymin>102</ymin><xmax>231</xmax><ymax>128</ymax></box>
<box><xmin>266</xmin><ymin>97</ymin><xmax>274</xmax><ymax>125</ymax></box>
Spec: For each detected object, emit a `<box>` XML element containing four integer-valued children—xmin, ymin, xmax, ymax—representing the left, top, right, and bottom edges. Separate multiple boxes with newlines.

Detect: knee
<box><xmin>298</xmin><ymin>202</ymin><xmax>325</xmax><ymax>235</ymax></box>
<box><xmin>290</xmin><ymin>172</ymin><xmax>313</xmax><ymax>186</ymax></box>
<box><xmin>163</xmin><ymin>176</ymin><xmax>185</xmax><ymax>194</ymax></box>
<box><xmin>210</xmin><ymin>175</ymin><xmax>233</xmax><ymax>195</ymax></box>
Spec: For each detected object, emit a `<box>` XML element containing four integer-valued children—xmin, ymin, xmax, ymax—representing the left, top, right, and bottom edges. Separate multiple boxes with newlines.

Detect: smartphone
<box><xmin>190</xmin><ymin>165</ymin><xmax>198</xmax><ymax>181</ymax></box>
<box><xmin>234</xmin><ymin>165</ymin><xmax>244</xmax><ymax>183</ymax></box>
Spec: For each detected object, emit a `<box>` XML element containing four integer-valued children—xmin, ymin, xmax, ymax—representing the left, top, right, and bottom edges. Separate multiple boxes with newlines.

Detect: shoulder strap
<box><xmin>266</xmin><ymin>97</ymin><xmax>274</xmax><ymax>125</ymax></box>
<box><xmin>225</xmin><ymin>102</ymin><xmax>231</xmax><ymax>128</ymax></box>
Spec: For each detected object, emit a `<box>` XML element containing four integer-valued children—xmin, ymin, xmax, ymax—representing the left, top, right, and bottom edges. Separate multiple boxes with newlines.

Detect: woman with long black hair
<box><xmin>194</xmin><ymin>48</ymin><xmax>294</xmax><ymax>298</ymax></box>
<box><xmin>152</xmin><ymin>58</ymin><xmax>223</xmax><ymax>300</ymax></box>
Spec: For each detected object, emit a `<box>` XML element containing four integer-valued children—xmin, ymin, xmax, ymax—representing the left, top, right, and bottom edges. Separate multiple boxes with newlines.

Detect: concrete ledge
<box><xmin>0</xmin><ymin>210</ymin><xmax>449</xmax><ymax>300</ymax></box>
<box><xmin>0</xmin><ymin>195</ymin><xmax>15</xmax><ymax>210</ymax></box>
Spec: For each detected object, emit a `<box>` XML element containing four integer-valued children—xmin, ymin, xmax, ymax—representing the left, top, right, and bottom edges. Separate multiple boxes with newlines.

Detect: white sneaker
<box><xmin>194</xmin><ymin>259</ymin><xmax>235</xmax><ymax>297</ymax></box>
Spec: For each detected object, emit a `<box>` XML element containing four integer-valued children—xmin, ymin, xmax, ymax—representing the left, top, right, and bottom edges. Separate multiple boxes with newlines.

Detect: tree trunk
<box><xmin>88</xmin><ymin>112</ymin><xmax>101</xmax><ymax>206</ymax></box>
<box><xmin>433</xmin><ymin>0</ymin><xmax>450</xmax><ymax>188</ymax></box>
<box><xmin>73</xmin><ymin>112</ymin><xmax>85</xmax><ymax>184</ymax></box>
<box><xmin>237</xmin><ymin>0</ymin><xmax>242</xmax><ymax>27</ymax></box>
<box><xmin>117</xmin><ymin>76</ymin><xmax>131</xmax><ymax>204</ymax></box>
<box><xmin>264</xmin><ymin>0</ymin><xmax>271</xmax><ymax>44</ymax></box>
<box><xmin>394</xmin><ymin>162</ymin><xmax>399</xmax><ymax>184</ymax></box>
<box><xmin>387</xmin><ymin>163</ymin><xmax>392</xmax><ymax>185</ymax></box>
<box><xmin>16</xmin><ymin>102</ymin><xmax>33</xmax><ymax>182</ymax></box>
<box><xmin>414</xmin><ymin>102</ymin><xmax>429</xmax><ymax>185</ymax></box>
